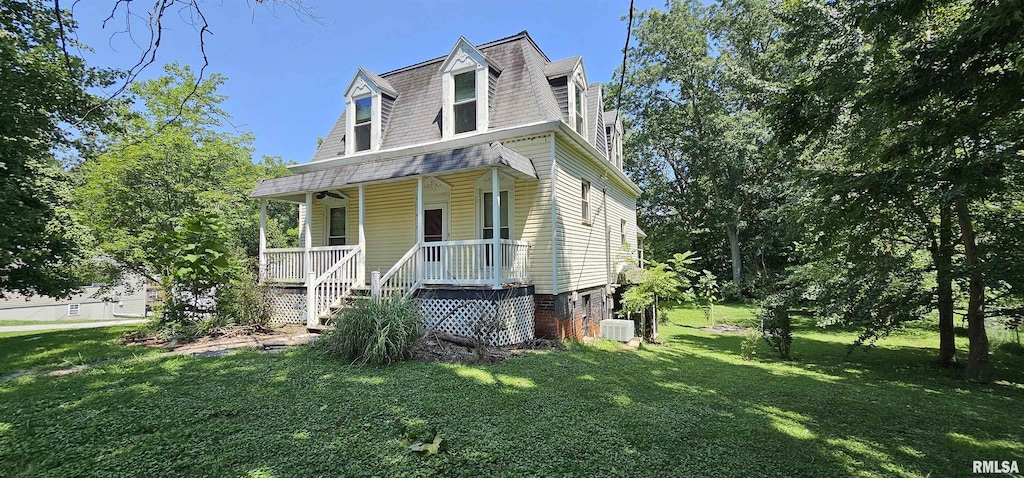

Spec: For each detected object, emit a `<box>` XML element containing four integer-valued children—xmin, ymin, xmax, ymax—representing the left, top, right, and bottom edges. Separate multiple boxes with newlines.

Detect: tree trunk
<box><xmin>954</xmin><ymin>197</ymin><xmax>990</xmax><ymax>382</ymax></box>
<box><xmin>726</xmin><ymin>224</ymin><xmax>741</xmax><ymax>285</ymax></box>
<box><xmin>936</xmin><ymin>206</ymin><xmax>957</xmax><ymax>367</ymax></box>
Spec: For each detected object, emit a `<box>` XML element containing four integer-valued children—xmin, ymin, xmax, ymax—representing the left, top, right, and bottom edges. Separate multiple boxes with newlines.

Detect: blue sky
<box><xmin>70</xmin><ymin>0</ymin><xmax>664</xmax><ymax>163</ymax></box>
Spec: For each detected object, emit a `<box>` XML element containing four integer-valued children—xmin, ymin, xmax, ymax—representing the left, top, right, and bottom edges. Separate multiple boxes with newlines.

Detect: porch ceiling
<box><xmin>250</xmin><ymin>142</ymin><xmax>538</xmax><ymax>201</ymax></box>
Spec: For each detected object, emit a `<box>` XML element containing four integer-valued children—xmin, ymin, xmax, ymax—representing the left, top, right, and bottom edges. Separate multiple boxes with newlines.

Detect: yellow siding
<box><xmin>297</xmin><ymin>134</ymin><xmax>558</xmax><ymax>293</ymax></box>
<box><xmin>553</xmin><ymin>136</ymin><xmax>640</xmax><ymax>294</ymax></box>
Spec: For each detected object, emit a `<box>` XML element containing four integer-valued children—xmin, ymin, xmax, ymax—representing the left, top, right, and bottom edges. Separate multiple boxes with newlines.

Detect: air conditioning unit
<box><xmin>600</xmin><ymin>319</ymin><xmax>635</xmax><ymax>342</ymax></box>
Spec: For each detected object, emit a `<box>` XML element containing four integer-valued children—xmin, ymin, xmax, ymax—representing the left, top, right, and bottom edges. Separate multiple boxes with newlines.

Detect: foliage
<box><xmin>315</xmin><ymin>297</ymin><xmax>424</xmax><ymax>366</ymax></box>
<box><xmin>76</xmin><ymin>64</ymin><xmax>294</xmax><ymax>288</ymax></box>
<box><xmin>155</xmin><ymin>213</ymin><xmax>241</xmax><ymax>328</ymax></box>
<box><xmin>3</xmin><ymin>310</ymin><xmax>1024</xmax><ymax>477</ymax></box>
<box><xmin>740</xmin><ymin>329</ymin><xmax>759</xmax><ymax>361</ymax></box>
<box><xmin>758</xmin><ymin>292</ymin><xmax>793</xmax><ymax>360</ymax></box>
<box><xmin>217</xmin><ymin>261</ymin><xmax>273</xmax><ymax>329</ymax></box>
<box><xmin>695</xmin><ymin>270</ymin><xmax>720</xmax><ymax>326</ymax></box>
<box><xmin>0</xmin><ymin>0</ymin><xmax>119</xmax><ymax>298</ymax></box>
<box><xmin>769</xmin><ymin>0</ymin><xmax>1024</xmax><ymax>381</ymax></box>
<box><xmin>616</xmin><ymin>0</ymin><xmax>794</xmax><ymax>285</ymax></box>
<box><xmin>719</xmin><ymin>280</ymin><xmax>743</xmax><ymax>303</ymax></box>
<box><xmin>621</xmin><ymin>252</ymin><xmax>699</xmax><ymax>316</ymax></box>
<box><xmin>396</xmin><ymin>420</ymin><xmax>448</xmax><ymax>457</ymax></box>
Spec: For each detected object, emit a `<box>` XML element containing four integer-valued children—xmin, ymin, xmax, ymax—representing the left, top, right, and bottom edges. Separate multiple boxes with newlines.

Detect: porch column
<box><xmin>491</xmin><ymin>167</ymin><xmax>501</xmax><ymax>289</ymax></box>
<box><xmin>304</xmin><ymin>192</ymin><xmax>315</xmax><ymax>327</ymax></box>
<box><xmin>415</xmin><ymin>177</ymin><xmax>423</xmax><ymax>285</ymax></box>
<box><xmin>358</xmin><ymin>185</ymin><xmax>366</xmax><ymax>287</ymax></box>
<box><xmin>258</xmin><ymin>199</ymin><xmax>267</xmax><ymax>283</ymax></box>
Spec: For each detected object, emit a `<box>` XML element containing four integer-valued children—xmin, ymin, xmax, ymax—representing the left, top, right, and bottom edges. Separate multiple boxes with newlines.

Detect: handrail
<box><xmin>379</xmin><ymin>243</ymin><xmax>421</xmax><ymax>299</ymax></box>
<box><xmin>314</xmin><ymin>246</ymin><xmax>362</xmax><ymax>286</ymax></box>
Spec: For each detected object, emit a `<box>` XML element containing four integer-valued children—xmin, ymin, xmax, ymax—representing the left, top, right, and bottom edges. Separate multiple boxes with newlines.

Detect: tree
<box><xmin>771</xmin><ymin>0</ymin><xmax>1024</xmax><ymax>381</ymax></box>
<box><xmin>619</xmin><ymin>0</ymin><xmax>790</xmax><ymax>288</ymax></box>
<box><xmin>0</xmin><ymin>0</ymin><xmax>117</xmax><ymax>298</ymax></box>
<box><xmin>76</xmin><ymin>63</ymin><xmax>292</xmax><ymax>285</ymax></box>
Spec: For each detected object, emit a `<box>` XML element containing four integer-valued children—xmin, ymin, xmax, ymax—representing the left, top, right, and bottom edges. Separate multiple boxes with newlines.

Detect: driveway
<box><xmin>0</xmin><ymin>319</ymin><xmax>147</xmax><ymax>333</ymax></box>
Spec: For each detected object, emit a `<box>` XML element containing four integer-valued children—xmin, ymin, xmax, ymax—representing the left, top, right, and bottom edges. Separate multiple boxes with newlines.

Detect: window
<box><xmin>621</xmin><ymin>219</ymin><xmax>627</xmax><ymax>246</ymax></box>
<box><xmin>574</xmin><ymin>83</ymin><xmax>586</xmax><ymax>136</ymax></box>
<box><xmin>453</xmin><ymin>70</ymin><xmax>477</xmax><ymax>134</ymax></box>
<box><xmin>581</xmin><ymin>179</ymin><xmax>591</xmax><ymax>224</ymax></box>
<box><xmin>482</xmin><ymin>190</ymin><xmax>510</xmax><ymax>240</ymax></box>
<box><xmin>353</xmin><ymin>96</ymin><xmax>372</xmax><ymax>152</ymax></box>
<box><xmin>68</xmin><ymin>304</ymin><xmax>80</xmax><ymax>317</ymax></box>
<box><xmin>582</xmin><ymin>295</ymin><xmax>590</xmax><ymax>318</ymax></box>
<box><xmin>328</xmin><ymin>206</ymin><xmax>347</xmax><ymax>245</ymax></box>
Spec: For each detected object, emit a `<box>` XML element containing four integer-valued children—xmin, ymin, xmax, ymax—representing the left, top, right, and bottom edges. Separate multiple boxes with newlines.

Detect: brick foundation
<box><xmin>534</xmin><ymin>286</ymin><xmax>609</xmax><ymax>341</ymax></box>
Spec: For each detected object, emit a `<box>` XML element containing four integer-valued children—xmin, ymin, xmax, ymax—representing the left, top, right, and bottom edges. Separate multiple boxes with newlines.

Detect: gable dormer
<box><xmin>604</xmin><ymin>110</ymin><xmax>624</xmax><ymax>170</ymax></box>
<box><xmin>344</xmin><ymin>68</ymin><xmax>398</xmax><ymax>155</ymax></box>
<box><xmin>439</xmin><ymin>37</ymin><xmax>500</xmax><ymax>138</ymax></box>
<box><xmin>544</xmin><ymin>56</ymin><xmax>588</xmax><ymax>139</ymax></box>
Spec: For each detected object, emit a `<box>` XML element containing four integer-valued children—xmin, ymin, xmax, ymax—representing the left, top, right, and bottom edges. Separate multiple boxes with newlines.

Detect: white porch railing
<box><xmin>419</xmin><ymin>239</ymin><xmax>531</xmax><ymax>286</ymax></box>
<box><xmin>262</xmin><ymin>245</ymin><xmax>359</xmax><ymax>283</ymax></box>
<box><xmin>377</xmin><ymin>244</ymin><xmax>421</xmax><ymax>299</ymax></box>
<box><xmin>312</xmin><ymin>246</ymin><xmax>363</xmax><ymax>321</ymax></box>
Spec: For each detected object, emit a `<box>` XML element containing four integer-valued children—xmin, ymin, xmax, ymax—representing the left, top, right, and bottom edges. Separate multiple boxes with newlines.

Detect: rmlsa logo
<box><xmin>973</xmin><ymin>460</ymin><xmax>1019</xmax><ymax>474</ymax></box>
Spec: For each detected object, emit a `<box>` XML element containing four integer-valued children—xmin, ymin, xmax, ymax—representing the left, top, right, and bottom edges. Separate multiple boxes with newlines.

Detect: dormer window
<box><xmin>344</xmin><ymin>68</ymin><xmax>397</xmax><ymax>155</ymax></box>
<box><xmin>454</xmin><ymin>70</ymin><xmax>477</xmax><ymax>134</ymax></box>
<box><xmin>353</xmin><ymin>96</ymin><xmax>372</xmax><ymax>152</ymax></box>
<box><xmin>440</xmin><ymin>37</ymin><xmax>499</xmax><ymax>138</ymax></box>
<box><xmin>574</xmin><ymin>82</ymin><xmax>586</xmax><ymax>136</ymax></box>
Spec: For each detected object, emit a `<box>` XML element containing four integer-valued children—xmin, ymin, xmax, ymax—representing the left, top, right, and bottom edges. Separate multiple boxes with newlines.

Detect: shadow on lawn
<box><xmin>0</xmin><ymin>327</ymin><xmax>153</xmax><ymax>377</ymax></box>
<box><xmin>2</xmin><ymin>327</ymin><xmax>1023</xmax><ymax>477</ymax></box>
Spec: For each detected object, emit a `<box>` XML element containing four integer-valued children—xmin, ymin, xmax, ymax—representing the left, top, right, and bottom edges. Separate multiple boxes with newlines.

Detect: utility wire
<box><xmin>614</xmin><ymin>0</ymin><xmax>636</xmax><ymax>126</ymax></box>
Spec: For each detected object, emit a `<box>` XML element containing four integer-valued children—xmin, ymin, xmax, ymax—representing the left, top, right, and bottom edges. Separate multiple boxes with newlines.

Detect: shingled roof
<box><xmin>310</xmin><ymin>31</ymin><xmax>571</xmax><ymax>163</ymax></box>
<box><xmin>252</xmin><ymin>142</ymin><xmax>538</xmax><ymax>200</ymax></box>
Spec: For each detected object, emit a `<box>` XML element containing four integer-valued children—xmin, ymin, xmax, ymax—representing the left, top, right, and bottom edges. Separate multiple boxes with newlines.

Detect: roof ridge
<box><xmin>518</xmin><ymin>39</ymin><xmax>553</xmax><ymax>125</ymax></box>
<box><xmin>379</xmin><ymin>31</ymin><xmax>541</xmax><ymax>77</ymax></box>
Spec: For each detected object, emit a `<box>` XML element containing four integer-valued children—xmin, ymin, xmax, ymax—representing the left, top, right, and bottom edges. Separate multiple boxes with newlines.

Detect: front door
<box><xmin>422</xmin><ymin>203</ymin><xmax>447</xmax><ymax>280</ymax></box>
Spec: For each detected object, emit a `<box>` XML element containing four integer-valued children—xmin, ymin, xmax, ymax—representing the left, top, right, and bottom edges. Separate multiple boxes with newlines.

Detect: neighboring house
<box><xmin>0</xmin><ymin>280</ymin><xmax>147</xmax><ymax>321</ymax></box>
<box><xmin>251</xmin><ymin>31</ymin><xmax>643</xmax><ymax>344</ymax></box>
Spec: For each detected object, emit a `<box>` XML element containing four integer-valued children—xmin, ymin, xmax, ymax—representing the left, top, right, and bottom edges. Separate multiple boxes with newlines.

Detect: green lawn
<box><xmin>0</xmin><ymin>327</ymin><xmax>157</xmax><ymax>376</ymax></box>
<box><xmin>0</xmin><ymin>318</ymin><xmax>142</xmax><ymax>327</ymax></box>
<box><xmin>1</xmin><ymin>306</ymin><xmax>1022</xmax><ymax>477</ymax></box>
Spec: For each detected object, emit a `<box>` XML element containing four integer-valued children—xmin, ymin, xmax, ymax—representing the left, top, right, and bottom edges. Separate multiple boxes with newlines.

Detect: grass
<box><xmin>0</xmin><ymin>318</ymin><xmax>143</xmax><ymax>327</ymax></box>
<box><xmin>0</xmin><ymin>327</ymin><xmax>157</xmax><ymax>376</ymax></box>
<box><xmin>0</xmin><ymin>305</ymin><xmax>1022</xmax><ymax>477</ymax></box>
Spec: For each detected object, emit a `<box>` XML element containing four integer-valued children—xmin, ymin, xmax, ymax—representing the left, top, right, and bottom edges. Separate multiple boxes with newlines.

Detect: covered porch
<box><xmin>251</xmin><ymin>143</ymin><xmax>540</xmax><ymax>326</ymax></box>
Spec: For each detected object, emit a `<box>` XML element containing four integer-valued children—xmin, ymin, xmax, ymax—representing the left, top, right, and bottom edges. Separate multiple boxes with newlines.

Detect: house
<box><xmin>251</xmin><ymin>31</ymin><xmax>643</xmax><ymax>344</ymax></box>
<box><xmin>0</xmin><ymin>280</ymin><xmax>147</xmax><ymax>321</ymax></box>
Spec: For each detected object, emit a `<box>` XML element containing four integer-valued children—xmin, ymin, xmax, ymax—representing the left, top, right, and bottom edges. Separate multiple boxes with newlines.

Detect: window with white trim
<box><xmin>353</xmin><ymin>96</ymin><xmax>372</xmax><ymax>152</ymax></box>
<box><xmin>453</xmin><ymin>70</ymin><xmax>477</xmax><ymax>134</ymax></box>
<box><xmin>327</xmin><ymin>206</ymin><xmax>347</xmax><ymax>245</ymax></box>
<box><xmin>621</xmin><ymin>219</ymin><xmax>627</xmax><ymax>246</ymax></box>
<box><xmin>581</xmin><ymin>179</ymin><xmax>591</xmax><ymax>224</ymax></box>
<box><xmin>574</xmin><ymin>82</ymin><xmax>586</xmax><ymax>136</ymax></box>
<box><xmin>482</xmin><ymin>190</ymin><xmax>510</xmax><ymax>240</ymax></box>
<box><xmin>68</xmin><ymin>303</ymin><xmax>80</xmax><ymax>317</ymax></box>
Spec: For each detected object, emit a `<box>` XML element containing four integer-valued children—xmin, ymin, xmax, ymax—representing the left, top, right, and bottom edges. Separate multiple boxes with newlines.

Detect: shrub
<box><xmin>218</xmin><ymin>262</ymin><xmax>273</xmax><ymax>329</ymax></box>
<box><xmin>314</xmin><ymin>297</ymin><xmax>423</xmax><ymax>366</ymax></box>
<box><xmin>740</xmin><ymin>330</ymin><xmax>759</xmax><ymax>360</ymax></box>
<box><xmin>758</xmin><ymin>292</ymin><xmax>793</xmax><ymax>360</ymax></box>
<box><xmin>720</xmin><ymin>280</ymin><xmax>743</xmax><ymax>302</ymax></box>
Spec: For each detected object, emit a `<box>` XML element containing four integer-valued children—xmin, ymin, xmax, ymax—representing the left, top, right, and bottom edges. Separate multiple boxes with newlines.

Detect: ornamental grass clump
<box><xmin>315</xmin><ymin>297</ymin><xmax>423</xmax><ymax>366</ymax></box>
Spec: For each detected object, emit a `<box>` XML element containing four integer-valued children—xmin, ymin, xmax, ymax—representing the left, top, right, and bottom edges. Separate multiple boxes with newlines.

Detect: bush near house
<box><xmin>314</xmin><ymin>297</ymin><xmax>423</xmax><ymax>366</ymax></box>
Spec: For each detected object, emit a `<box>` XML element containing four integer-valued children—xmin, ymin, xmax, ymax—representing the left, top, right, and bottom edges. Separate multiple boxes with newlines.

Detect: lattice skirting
<box><xmin>268</xmin><ymin>287</ymin><xmax>306</xmax><ymax>325</ymax></box>
<box><xmin>418</xmin><ymin>293</ymin><xmax>535</xmax><ymax>346</ymax></box>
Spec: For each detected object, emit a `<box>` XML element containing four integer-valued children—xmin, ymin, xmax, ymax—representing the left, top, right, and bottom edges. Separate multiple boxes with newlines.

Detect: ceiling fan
<box><xmin>315</xmin><ymin>191</ymin><xmax>345</xmax><ymax>200</ymax></box>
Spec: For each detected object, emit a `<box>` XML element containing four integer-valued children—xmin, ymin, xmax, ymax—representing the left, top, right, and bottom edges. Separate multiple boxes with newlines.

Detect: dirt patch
<box><xmin>410</xmin><ymin>336</ymin><xmax>565</xmax><ymax>365</ymax></box>
<box><xmin>702</xmin><ymin>324</ymin><xmax>753</xmax><ymax>334</ymax></box>
<box><xmin>122</xmin><ymin>324</ymin><xmax>315</xmax><ymax>356</ymax></box>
